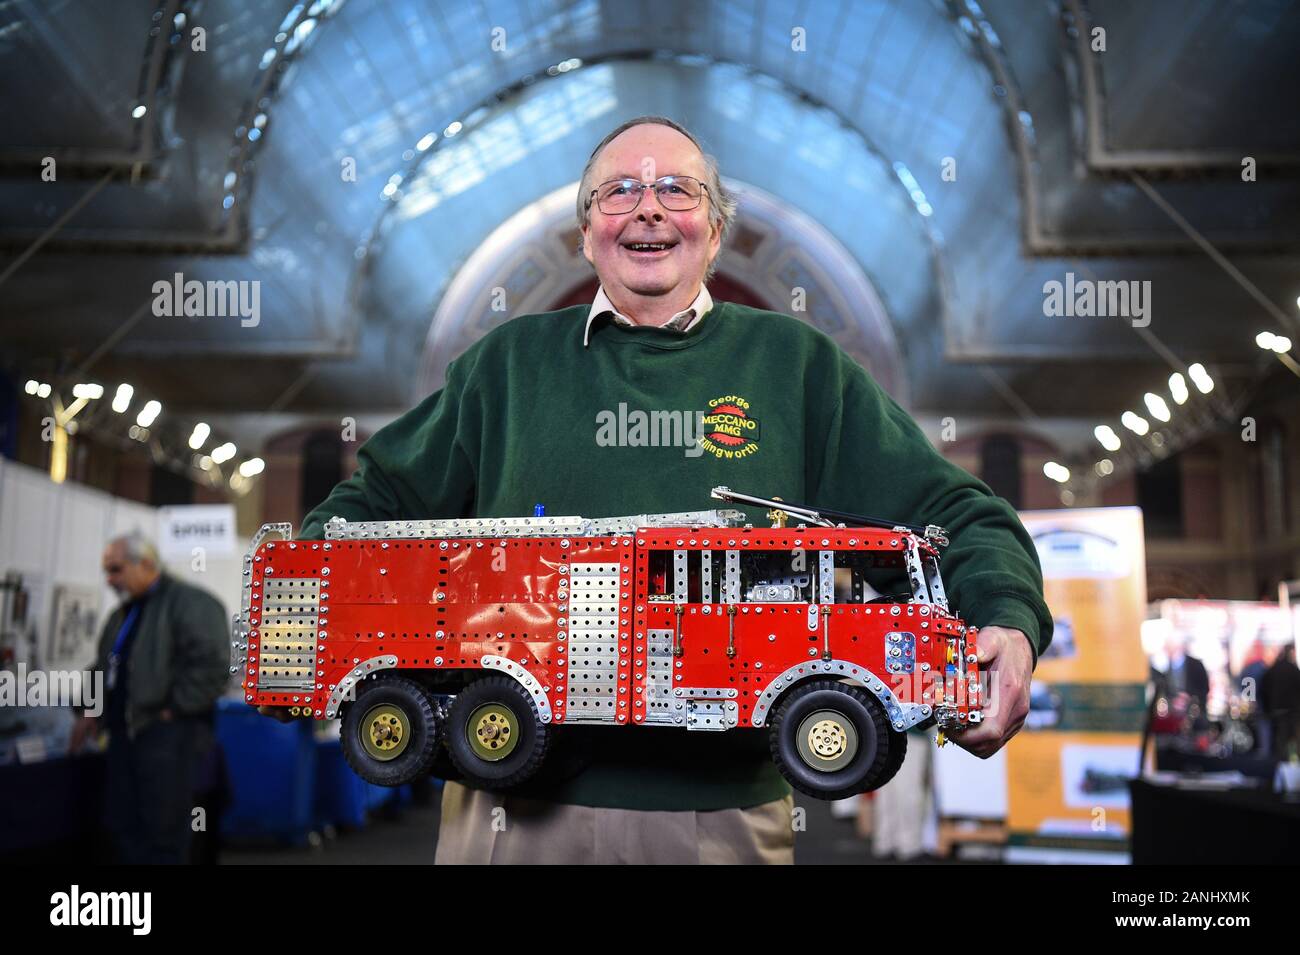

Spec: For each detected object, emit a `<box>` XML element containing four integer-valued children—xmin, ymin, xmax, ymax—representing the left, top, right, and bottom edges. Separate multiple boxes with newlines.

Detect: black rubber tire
<box><xmin>445</xmin><ymin>676</ymin><xmax>550</xmax><ymax>789</ymax></box>
<box><xmin>869</xmin><ymin>727</ymin><xmax>908</xmax><ymax>793</ymax></box>
<box><xmin>768</xmin><ymin>680</ymin><xmax>895</xmax><ymax>800</ymax></box>
<box><xmin>423</xmin><ymin>694</ymin><xmax>464</xmax><ymax>782</ymax></box>
<box><xmin>341</xmin><ymin>676</ymin><xmax>439</xmax><ymax>787</ymax></box>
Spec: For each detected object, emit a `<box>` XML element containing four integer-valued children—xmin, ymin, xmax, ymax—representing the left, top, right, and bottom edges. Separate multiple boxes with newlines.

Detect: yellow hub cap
<box><xmin>796</xmin><ymin>708</ymin><xmax>859</xmax><ymax>772</ymax></box>
<box><xmin>468</xmin><ymin>703</ymin><xmax>518</xmax><ymax>761</ymax></box>
<box><xmin>361</xmin><ymin>704</ymin><xmax>410</xmax><ymax>761</ymax></box>
<box><xmin>809</xmin><ymin>718</ymin><xmax>849</xmax><ymax>759</ymax></box>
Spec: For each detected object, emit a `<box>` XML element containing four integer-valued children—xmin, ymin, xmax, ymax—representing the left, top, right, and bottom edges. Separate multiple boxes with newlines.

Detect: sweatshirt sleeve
<box><xmin>299</xmin><ymin>357</ymin><xmax>480</xmax><ymax>540</ymax></box>
<box><xmin>806</xmin><ymin>354</ymin><xmax>1054</xmax><ymax>662</ymax></box>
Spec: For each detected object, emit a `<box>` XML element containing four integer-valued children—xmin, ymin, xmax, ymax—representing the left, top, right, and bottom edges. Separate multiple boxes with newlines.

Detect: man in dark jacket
<box><xmin>1151</xmin><ymin>632</ymin><xmax>1211</xmax><ymax>725</ymax></box>
<box><xmin>1261</xmin><ymin>644</ymin><xmax>1300</xmax><ymax>761</ymax></box>
<box><xmin>68</xmin><ymin>531</ymin><xmax>229</xmax><ymax>863</ymax></box>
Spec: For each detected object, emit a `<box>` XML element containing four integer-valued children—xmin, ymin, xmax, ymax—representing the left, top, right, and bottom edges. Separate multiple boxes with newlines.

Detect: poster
<box><xmin>1007</xmin><ymin>507</ymin><xmax>1148</xmax><ymax>861</ymax></box>
<box><xmin>47</xmin><ymin>583</ymin><xmax>102</xmax><ymax>672</ymax></box>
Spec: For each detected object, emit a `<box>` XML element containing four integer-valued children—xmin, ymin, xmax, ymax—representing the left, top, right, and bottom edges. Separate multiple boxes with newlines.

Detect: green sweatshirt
<box><xmin>300</xmin><ymin>300</ymin><xmax>1053</xmax><ymax>811</ymax></box>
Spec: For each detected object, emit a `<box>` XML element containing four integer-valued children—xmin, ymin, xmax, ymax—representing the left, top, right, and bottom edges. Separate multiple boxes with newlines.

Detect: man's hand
<box><xmin>954</xmin><ymin>625</ymin><xmax>1034</xmax><ymax>759</ymax></box>
<box><xmin>68</xmin><ymin>715</ymin><xmax>99</xmax><ymax>755</ymax></box>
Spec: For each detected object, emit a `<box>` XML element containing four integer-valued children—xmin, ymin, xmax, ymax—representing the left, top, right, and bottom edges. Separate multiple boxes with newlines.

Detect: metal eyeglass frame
<box><xmin>587</xmin><ymin>175</ymin><xmax>710</xmax><ymax>215</ymax></box>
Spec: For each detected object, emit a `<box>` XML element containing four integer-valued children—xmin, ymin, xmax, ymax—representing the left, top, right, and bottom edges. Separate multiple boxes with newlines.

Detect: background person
<box><xmin>69</xmin><ymin>531</ymin><xmax>229</xmax><ymax>864</ymax></box>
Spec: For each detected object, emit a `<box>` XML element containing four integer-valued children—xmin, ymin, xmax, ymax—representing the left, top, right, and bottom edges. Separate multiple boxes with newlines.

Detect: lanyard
<box><xmin>106</xmin><ymin>602</ymin><xmax>142</xmax><ymax>694</ymax></box>
<box><xmin>111</xmin><ymin>603</ymin><xmax>143</xmax><ymax>658</ymax></box>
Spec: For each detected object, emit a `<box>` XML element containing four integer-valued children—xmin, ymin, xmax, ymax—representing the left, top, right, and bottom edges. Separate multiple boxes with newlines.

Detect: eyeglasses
<box><xmin>589</xmin><ymin>175</ymin><xmax>708</xmax><ymax>215</ymax></box>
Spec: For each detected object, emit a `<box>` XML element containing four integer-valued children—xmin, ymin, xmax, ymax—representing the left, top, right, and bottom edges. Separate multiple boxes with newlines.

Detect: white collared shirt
<box><xmin>583</xmin><ymin>284</ymin><xmax>714</xmax><ymax>347</ymax></box>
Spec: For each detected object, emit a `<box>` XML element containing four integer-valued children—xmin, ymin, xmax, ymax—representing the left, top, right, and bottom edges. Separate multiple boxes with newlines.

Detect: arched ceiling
<box><xmin>2</xmin><ymin>0</ymin><xmax>1298</xmax><ymax>450</ymax></box>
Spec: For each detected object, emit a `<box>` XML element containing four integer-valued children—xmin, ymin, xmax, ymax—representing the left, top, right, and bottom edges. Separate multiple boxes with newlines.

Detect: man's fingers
<box><xmin>954</xmin><ymin>712</ymin><xmax>1005</xmax><ymax>754</ymax></box>
<box><xmin>975</xmin><ymin>627</ymin><xmax>1004</xmax><ymax>665</ymax></box>
<box><xmin>958</xmin><ymin>723</ymin><xmax>999</xmax><ymax>747</ymax></box>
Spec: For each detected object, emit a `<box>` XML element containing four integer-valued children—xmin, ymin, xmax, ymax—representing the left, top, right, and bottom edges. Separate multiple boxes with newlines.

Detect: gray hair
<box><xmin>576</xmin><ymin>115</ymin><xmax>737</xmax><ymax>281</ymax></box>
<box><xmin>110</xmin><ymin>530</ymin><xmax>160</xmax><ymax>567</ymax></box>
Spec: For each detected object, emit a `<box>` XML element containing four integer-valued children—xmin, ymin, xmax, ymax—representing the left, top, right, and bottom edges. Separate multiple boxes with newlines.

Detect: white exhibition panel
<box><xmin>0</xmin><ymin>458</ymin><xmax>242</xmax><ymax>674</ymax></box>
<box><xmin>933</xmin><ymin>738</ymin><xmax>1008</xmax><ymax>819</ymax></box>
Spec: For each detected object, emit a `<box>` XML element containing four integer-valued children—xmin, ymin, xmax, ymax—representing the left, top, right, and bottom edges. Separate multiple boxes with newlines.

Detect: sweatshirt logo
<box><xmin>699</xmin><ymin>394</ymin><xmax>761</xmax><ymax>460</ymax></box>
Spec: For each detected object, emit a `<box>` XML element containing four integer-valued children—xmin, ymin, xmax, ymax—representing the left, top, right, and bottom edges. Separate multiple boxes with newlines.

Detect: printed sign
<box><xmin>157</xmin><ymin>504</ymin><xmax>237</xmax><ymax>559</ymax></box>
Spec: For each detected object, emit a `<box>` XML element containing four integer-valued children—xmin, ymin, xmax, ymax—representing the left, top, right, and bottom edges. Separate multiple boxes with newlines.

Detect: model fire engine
<box><xmin>233</xmin><ymin>487</ymin><xmax>982</xmax><ymax>800</ymax></box>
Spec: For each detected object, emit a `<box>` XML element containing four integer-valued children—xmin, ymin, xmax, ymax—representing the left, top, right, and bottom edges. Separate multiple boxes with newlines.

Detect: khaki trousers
<box><xmin>434</xmin><ymin>781</ymin><xmax>796</xmax><ymax>864</ymax></box>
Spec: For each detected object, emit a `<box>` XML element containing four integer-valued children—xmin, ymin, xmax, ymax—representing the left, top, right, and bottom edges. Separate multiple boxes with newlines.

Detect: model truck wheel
<box><xmin>426</xmin><ymin>694</ymin><xmax>464</xmax><ymax>782</ymax></box>
<box><xmin>341</xmin><ymin>676</ymin><xmax>439</xmax><ymax>787</ymax></box>
<box><xmin>768</xmin><ymin>681</ymin><xmax>897</xmax><ymax>799</ymax></box>
<box><xmin>446</xmin><ymin>676</ymin><xmax>550</xmax><ymax>788</ymax></box>
<box><xmin>876</xmin><ymin>726</ymin><xmax>908</xmax><ymax>792</ymax></box>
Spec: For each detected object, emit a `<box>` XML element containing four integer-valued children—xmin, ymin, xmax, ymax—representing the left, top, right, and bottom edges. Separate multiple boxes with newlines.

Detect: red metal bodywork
<box><xmin>240</xmin><ymin>525</ymin><xmax>982</xmax><ymax>732</ymax></box>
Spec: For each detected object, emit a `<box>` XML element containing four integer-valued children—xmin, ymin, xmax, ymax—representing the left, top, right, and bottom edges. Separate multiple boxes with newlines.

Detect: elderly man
<box><xmin>69</xmin><ymin>531</ymin><xmax>229</xmax><ymax>864</ymax></box>
<box><xmin>296</xmin><ymin>115</ymin><xmax>1051</xmax><ymax>864</ymax></box>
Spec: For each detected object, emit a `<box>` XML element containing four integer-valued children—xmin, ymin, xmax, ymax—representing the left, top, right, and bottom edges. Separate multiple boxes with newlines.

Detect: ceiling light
<box><xmin>1188</xmin><ymin>363</ymin><xmax>1214</xmax><ymax>394</ymax></box>
<box><xmin>1094</xmin><ymin>425</ymin><xmax>1121</xmax><ymax>452</ymax></box>
<box><xmin>1043</xmin><ymin>461</ymin><xmax>1070</xmax><ymax>483</ymax></box>
<box><xmin>72</xmin><ymin>383</ymin><xmax>104</xmax><ymax>400</ymax></box>
<box><xmin>1121</xmin><ymin>411</ymin><xmax>1150</xmax><ymax>435</ymax></box>
<box><xmin>188</xmin><ymin>422</ymin><xmax>210</xmax><ymax>450</ymax></box>
<box><xmin>112</xmin><ymin>384</ymin><xmax>133</xmax><ymax>413</ymax></box>
<box><xmin>136</xmin><ymin>400</ymin><xmax>161</xmax><ymax>427</ymax></box>
<box><xmin>239</xmin><ymin>457</ymin><xmax>265</xmax><ymax>477</ymax></box>
<box><xmin>1144</xmin><ymin>392</ymin><xmax>1171</xmax><ymax>422</ymax></box>
<box><xmin>211</xmin><ymin>442</ymin><xmax>237</xmax><ymax>464</ymax></box>
<box><xmin>1168</xmin><ymin>373</ymin><xmax>1188</xmax><ymax>405</ymax></box>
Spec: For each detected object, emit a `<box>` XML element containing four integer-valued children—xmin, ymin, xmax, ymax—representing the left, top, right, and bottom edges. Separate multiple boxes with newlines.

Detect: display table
<box><xmin>216</xmin><ymin>700</ymin><xmax>411</xmax><ymax>845</ymax></box>
<box><xmin>1128</xmin><ymin>777</ymin><xmax>1300</xmax><ymax>864</ymax></box>
<box><xmin>0</xmin><ymin>753</ymin><xmax>105</xmax><ymax>859</ymax></box>
<box><xmin>1</xmin><ymin>703</ymin><xmax>420</xmax><ymax>859</ymax></box>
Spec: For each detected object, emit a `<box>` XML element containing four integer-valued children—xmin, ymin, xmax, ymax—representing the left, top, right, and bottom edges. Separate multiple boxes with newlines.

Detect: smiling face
<box><xmin>581</xmin><ymin>123</ymin><xmax>721</xmax><ymax>318</ymax></box>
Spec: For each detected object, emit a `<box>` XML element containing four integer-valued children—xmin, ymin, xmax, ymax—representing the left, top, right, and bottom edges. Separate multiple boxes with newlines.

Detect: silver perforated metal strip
<box><xmin>643</xmin><ymin>628</ymin><xmax>675</xmax><ymax>725</ymax></box>
<box><xmin>923</xmin><ymin>553</ymin><xmax>949</xmax><ymax>611</ymax></box>
<box><xmin>565</xmin><ymin>562</ymin><xmax>620</xmax><ymax>723</ymax></box>
<box><xmin>673</xmin><ymin>549</ymin><xmax>688</xmax><ymax>603</ymax></box>
<box><xmin>324</xmin><ymin>654</ymin><xmax>400</xmax><ymax>719</ymax></box>
<box><xmin>256</xmin><ymin>577</ymin><xmax>319</xmax><ymax>690</ymax></box>
<box><xmin>322</xmin><ymin>508</ymin><xmax>746</xmax><ymax>540</ymax></box>
<box><xmin>723</xmin><ymin>551</ymin><xmax>740</xmax><ymax>603</ymax></box>
<box><xmin>749</xmin><ymin>659</ymin><xmax>932</xmax><ymax>731</ymax></box>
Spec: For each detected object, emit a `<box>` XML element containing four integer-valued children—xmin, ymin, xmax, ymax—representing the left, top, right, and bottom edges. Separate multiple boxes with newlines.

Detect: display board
<box><xmin>1007</xmin><ymin>507</ymin><xmax>1148</xmax><ymax>862</ymax></box>
<box><xmin>0</xmin><ymin>458</ymin><xmax>241</xmax><ymax>674</ymax></box>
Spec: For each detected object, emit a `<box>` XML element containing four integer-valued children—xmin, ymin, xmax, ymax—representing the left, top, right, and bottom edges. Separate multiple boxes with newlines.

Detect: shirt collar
<box><xmin>583</xmin><ymin>284</ymin><xmax>714</xmax><ymax>347</ymax></box>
